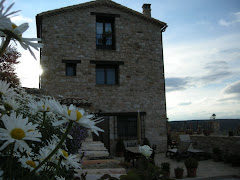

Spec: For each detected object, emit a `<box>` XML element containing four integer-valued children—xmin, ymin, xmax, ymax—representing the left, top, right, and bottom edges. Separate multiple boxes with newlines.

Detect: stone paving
<box><xmin>75</xmin><ymin>153</ymin><xmax>240</xmax><ymax>180</ymax></box>
<box><xmin>154</xmin><ymin>153</ymin><xmax>240</xmax><ymax>179</ymax></box>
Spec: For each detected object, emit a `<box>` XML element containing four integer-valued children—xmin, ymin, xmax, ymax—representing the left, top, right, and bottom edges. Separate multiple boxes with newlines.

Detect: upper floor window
<box><xmin>96</xmin><ymin>64</ymin><xmax>118</xmax><ymax>85</ymax></box>
<box><xmin>96</xmin><ymin>16</ymin><xmax>115</xmax><ymax>50</ymax></box>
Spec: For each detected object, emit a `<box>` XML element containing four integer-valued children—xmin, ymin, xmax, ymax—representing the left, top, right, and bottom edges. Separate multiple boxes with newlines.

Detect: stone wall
<box><xmin>38</xmin><ymin>2</ymin><xmax>167</xmax><ymax>152</ymax></box>
<box><xmin>190</xmin><ymin>135</ymin><xmax>240</xmax><ymax>155</ymax></box>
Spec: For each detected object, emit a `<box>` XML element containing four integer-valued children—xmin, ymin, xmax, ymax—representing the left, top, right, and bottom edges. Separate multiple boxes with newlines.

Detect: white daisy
<box><xmin>18</xmin><ymin>155</ymin><xmax>40</xmax><ymax>172</ymax></box>
<box><xmin>37</xmin><ymin>135</ymin><xmax>59</xmax><ymax>163</ymax></box>
<box><xmin>52</xmin><ymin>104</ymin><xmax>104</xmax><ymax>135</ymax></box>
<box><xmin>2</xmin><ymin>97</ymin><xmax>19</xmax><ymax>111</ymax></box>
<box><xmin>55</xmin><ymin>176</ymin><xmax>65</xmax><ymax>180</ymax></box>
<box><xmin>0</xmin><ymin>105</ymin><xmax>5</xmax><ymax>111</ymax></box>
<box><xmin>58</xmin><ymin>149</ymin><xmax>81</xmax><ymax>171</ymax></box>
<box><xmin>27</xmin><ymin>99</ymin><xmax>51</xmax><ymax>114</ymax></box>
<box><xmin>78</xmin><ymin>116</ymin><xmax>104</xmax><ymax>136</ymax></box>
<box><xmin>0</xmin><ymin>111</ymin><xmax>42</xmax><ymax>152</ymax></box>
<box><xmin>0</xmin><ymin>0</ymin><xmax>20</xmax><ymax>19</ymax></box>
<box><xmin>0</xmin><ymin>80</ymin><xmax>14</xmax><ymax>97</ymax></box>
<box><xmin>0</xmin><ymin>22</ymin><xmax>43</xmax><ymax>60</ymax></box>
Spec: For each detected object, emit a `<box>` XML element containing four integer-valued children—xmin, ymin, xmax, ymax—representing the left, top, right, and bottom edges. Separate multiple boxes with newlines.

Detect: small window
<box><xmin>96</xmin><ymin>16</ymin><xmax>115</xmax><ymax>50</ymax></box>
<box><xmin>66</xmin><ymin>63</ymin><xmax>76</xmax><ymax>76</ymax></box>
<box><xmin>96</xmin><ymin>65</ymin><xmax>118</xmax><ymax>85</ymax></box>
<box><xmin>117</xmin><ymin>115</ymin><xmax>137</xmax><ymax>139</ymax></box>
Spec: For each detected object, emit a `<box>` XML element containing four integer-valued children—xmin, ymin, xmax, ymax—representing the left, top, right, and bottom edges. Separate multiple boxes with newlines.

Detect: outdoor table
<box><xmin>125</xmin><ymin>147</ymin><xmax>141</xmax><ymax>166</ymax></box>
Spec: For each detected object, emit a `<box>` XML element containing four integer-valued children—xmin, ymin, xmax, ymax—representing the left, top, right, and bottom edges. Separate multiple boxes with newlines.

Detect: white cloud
<box><xmin>218</xmin><ymin>11</ymin><xmax>240</xmax><ymax>26</ymax></box>
<box><xmin>165</xmin><ymin>34</ymin><xmax>240</xmax><ymax>120</ymax></box>
<box><xmin>164</xmin><ymin>33</ymin><xmax>240</xmax><ymax>88</ymax></box>
<box><xmin>11</xmin><ymin>14</ymin><xmax>33</xmax><ymax>24</ymax></box>
<box><xmin>223</xmin><ymin>80</ymin><xmax>240</xmax><ymax>95</ymax></box>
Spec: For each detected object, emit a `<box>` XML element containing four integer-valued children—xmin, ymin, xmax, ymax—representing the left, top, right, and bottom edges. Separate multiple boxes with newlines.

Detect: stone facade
<box><xmin>37</xmin><ymin>0</ymin><xmax>167</xmax><ymax>153</ymax></box>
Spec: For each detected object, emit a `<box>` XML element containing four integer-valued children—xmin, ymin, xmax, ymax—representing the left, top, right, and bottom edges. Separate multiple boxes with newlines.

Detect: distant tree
<box><xmin>0</xmin><ymin>45</ymin><xmax>21</xmax><ymax>87</ymax></box>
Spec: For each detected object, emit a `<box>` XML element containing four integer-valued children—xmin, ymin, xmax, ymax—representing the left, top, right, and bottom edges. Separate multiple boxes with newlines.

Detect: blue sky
<box><xmin>6</xmin><ymin>0</ymin><xmax>240</xmax><ymax>121</ymax></box>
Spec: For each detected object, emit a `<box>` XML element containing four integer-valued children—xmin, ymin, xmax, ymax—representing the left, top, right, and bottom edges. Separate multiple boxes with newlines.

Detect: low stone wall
<box><xmin>190</xmin><ymin>135</ymin><xmax>240</xmax><ymax>155</ymax></box>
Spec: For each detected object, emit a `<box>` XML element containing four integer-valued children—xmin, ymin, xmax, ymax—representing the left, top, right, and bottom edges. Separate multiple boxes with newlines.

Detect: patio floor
<box><xmin>154</xmin><ymin>153</ymin><xmax>240</xmax><ymax>179</ymax></box>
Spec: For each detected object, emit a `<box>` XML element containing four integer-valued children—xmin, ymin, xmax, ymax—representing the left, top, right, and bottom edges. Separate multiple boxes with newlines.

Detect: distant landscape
<box><xmin>169</xmin><ymin>119</ymin><xmax>240</xmax><ymax>135</ymax></box>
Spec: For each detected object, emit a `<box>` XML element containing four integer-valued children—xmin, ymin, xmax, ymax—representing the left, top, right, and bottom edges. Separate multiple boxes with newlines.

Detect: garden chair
<box><xmin>179</xmin><ymin>134</ymin><xmax>207</xmax><ymax>160</ymax></box>
<box><xmin>167</xmin><ymin>133</ymin><xmax>178</xmax><ymax>149</ymax></box>
<box><xmin>166</xmin><ymin>141</ymin><xmax>191</xmax><ymax>161</ymax></box>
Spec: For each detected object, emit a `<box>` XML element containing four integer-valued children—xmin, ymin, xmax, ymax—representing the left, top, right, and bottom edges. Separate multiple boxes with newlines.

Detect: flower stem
<box><xmin>0</xmin><ymin>36</ymin><xmax>11</xmax><ymax>57</ymax></box>
<box><xmin>39</xmin><ymin>111</ymin><xmax>46</xmax><ymax>131</ymax></box>
<box><xmin>25</xmin><ymin>121</ymin><xmax>74</xmax><ymax>178</ymax></box>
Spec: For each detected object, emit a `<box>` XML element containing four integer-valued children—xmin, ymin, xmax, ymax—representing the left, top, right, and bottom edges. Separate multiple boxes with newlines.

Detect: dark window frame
<box><xmin>117</xmin><ymin>115</ymin><xmax>137</xmax><ymax>140</ymax></box>
<box><xmin>96</xmin><ymin>16</ymin><xmax>116</xmax><ymax>50</ymax></box>
<box><xmin>65</xmin><ymin>63</ymin><xmax>76</xmax><ymax>76</ymax></box>
<box><xmin>62</xmin><ymin>60</ymin><xmax>81</xmax><ymax>76</ymax></box>
<box><xmin>96</xmin><ymin>64</ymin><xmax>119</xmax><ymax>85</ymax></box>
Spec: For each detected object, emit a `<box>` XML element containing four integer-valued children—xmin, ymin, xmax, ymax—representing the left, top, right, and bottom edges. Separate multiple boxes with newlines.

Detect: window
<box><xmin>66</xmin><ymin>63</ymin><xmax>76</xmax><ymax>76</ymax></box>
<box><xmin>96</xmin><ymin>64</ymin><xmax>118</xmax><ymax>85</ymax></box>
<box><xmin>117</xmin><ymin>115</ymin><xmax>137</xmax><ymax>139</ymax></box>
<box><xmin>62</xmin><ymin>60</ymin><xmax>81</xmax><ymax>76</ymax></box>
<box><xmin>96</xmin><ymin>16</ymin><xmax>115</xmax><ymax>49</ymax></box>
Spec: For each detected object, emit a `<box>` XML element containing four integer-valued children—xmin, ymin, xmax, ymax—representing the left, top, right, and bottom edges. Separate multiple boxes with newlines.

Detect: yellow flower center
<box><xmin>10</xmin><ymin>128</ymin><xmax>25</xmax><ymax>140</ymax></box>
<box><xmin>67</xmin><ymin>110</ymin><xmax>82</xmax><ymax>121</ymax></box>
<box><xmin>11</xmin><ymin>24</ymin><xmax>22</xmax><ymax>37</ymax></box>
<box><xmin>61</xmin><ymin>150</ymin><xmax>68</xmax><ymax>158</ymax></box>
<box><xmin>42</xmin><ymin>105</ymin><xmax>50</xmax><ymax>111</ymax></box>
<box><xmin>26</xmin><ymin>161</ymin><xmax>37</xmax><ymax>168</ymax></box>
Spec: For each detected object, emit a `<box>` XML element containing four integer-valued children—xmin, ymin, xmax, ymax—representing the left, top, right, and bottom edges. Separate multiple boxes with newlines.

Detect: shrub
<box><xmin>184</xmin><ymin>158</ymin><xmax>198</xmax><ymax>168</ymax></box>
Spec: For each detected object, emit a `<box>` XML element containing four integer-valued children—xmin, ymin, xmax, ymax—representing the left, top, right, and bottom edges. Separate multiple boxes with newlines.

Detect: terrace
<box><xmin>75</xmin><ymin>134</ymin><xmax>240</xmax><ymax>179</ymax></box>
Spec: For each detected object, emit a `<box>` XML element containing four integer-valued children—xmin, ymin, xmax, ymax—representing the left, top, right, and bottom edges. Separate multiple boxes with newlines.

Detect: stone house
<box><xmin>36</xmin><ymin>0</ymin><xmax>168</xmax><ymax>154</ymax></box>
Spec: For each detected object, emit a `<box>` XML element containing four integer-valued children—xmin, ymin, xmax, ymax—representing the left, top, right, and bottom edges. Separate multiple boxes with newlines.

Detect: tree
<box><xmin>0</xmin><ymin>45</ymin><xmax>21</xmax><ymax>87</ymax></box>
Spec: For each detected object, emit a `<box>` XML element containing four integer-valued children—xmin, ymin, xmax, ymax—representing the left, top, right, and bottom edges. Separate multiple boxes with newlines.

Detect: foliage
<box><xmin>66</xmin><ymin>123</ymin><xmax>88</xmax><ymax>154</ymax></box>
<box><xmin>99</xmin><ymin>155</ymin><xmax>170</xmax><ymax>180</ymax></box>
<box><xmin>0</xmin><ymin>46</ymin><xmax>21</xmax><ymax>87</ymax></box>
<box><xmin>184</xmin><ymin>158</ymin><xmax>198</xmax><ymax>168</ymax></box>
<box><xmin>229</xmin><ymin>154</ymin><xmax>240</xmax><ymax>167</ymax></box>
<box><xmin>161</xmin><ymin>162</ymin><xmax>170</xmax><ymax>173</ymax></box>
<box><xmin>116</xmin><ymin>139</ymin><xmax>125</xmax><ymax>152</ymax></box>
<box><xmin>142</xmin><ymin>137</ymin><xmax>150</xmax><ymax>147</ymax></box>
<box><xmin>0</xmin><ymin>1</ymin><xmax>105</xmax><ymax>179</ymax></box>
<box><xmin>174</xmin><ymin>166</ymin><xmax>184</xmax><ymax>172</ymax></box>
<box><xmin>212</xmin><ymin>147</ymin><xmax>222</xmax><ymax>154</ymax></box>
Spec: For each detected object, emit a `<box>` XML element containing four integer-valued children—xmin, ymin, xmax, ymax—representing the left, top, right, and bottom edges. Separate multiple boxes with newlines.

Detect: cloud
<box><xmin>223</xmin><ymin>80</ymin><xmax>240</xmax><ymax>95</ymax></box>
<box><xmin>11</xmin><ymin>15</ymin><xmax>33</xmax><ymax>24</ymax></box>
<box><xmin>178</xmin><ymin>101</ymin><xmax>192</xmax><ymax>106</ymax></box>
<box><xmin>165</xmin><ymin>34</ymin><xmax>240</xmax><ymax>91</ymax></box>
<box><xmin>165</xmin><ymin>60</ymin><xmax>232</xmax><ymax>92</ymax></box>
<box><xmin>218</xmin><ymin>11</ymin><xmax>240</xmax><ymax>26</ymax></box>
<box><xmin>165</xmin><ymin>77</ymin><xmax>191</xmax><ymax>92</ymax></box>
<box><xmin>200</xmin><ymin>61</ymin><xmax>232</xmax><ymax>84</ymax></box>
<box><xmin>216</xmin><ymin>80</ymin><xmax>240</xmax><ymax>102</ymax></box>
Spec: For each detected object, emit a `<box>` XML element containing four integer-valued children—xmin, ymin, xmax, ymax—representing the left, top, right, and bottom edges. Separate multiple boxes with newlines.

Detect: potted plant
<box><xmin>229</xmin><ymin>130</ymin><xmax>234</xmax><ymax>136</ymax></box>
<box><xmin>174</xmin><ymin>167</ymin><xmax>184</xmax><ymax>179</ymax></box>
<box><xmin>161</xmin><ymin>162</ymin><xmax>170</xmax><ymax>178</ymax></box>
<box><xmin>203</xmin><ymin>129</ymin><xmax>210</xmax><ymax>136</ymax></box>
<box><xmin>116</xmin><ymin>139</ymin><xmax>125</xmax><ymax>157</ymax></box>
<box><xmin>184</xmin><ymin>158</ymin><xmax>198</xmax><ymax>177</ymax></box>
<box><xmin>230</xmin><ymin>154</ymin><xmax>240</xmax><ymax>167</ymax></box>
<box><xmin>212</xmin><ymin>147</ymin><xmax>222</xmax><ymax>162</ymax></box>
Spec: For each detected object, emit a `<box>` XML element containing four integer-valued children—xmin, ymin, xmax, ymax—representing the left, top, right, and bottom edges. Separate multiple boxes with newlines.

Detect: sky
<box><xmin>5</xmin><ymin>0</ymin><xmax>240</xmax><ymax>121</ymax></box>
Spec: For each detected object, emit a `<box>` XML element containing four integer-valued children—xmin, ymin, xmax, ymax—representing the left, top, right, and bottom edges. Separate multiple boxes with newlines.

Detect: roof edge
<box><xmin>36</xmin><ymin>0</ymin><xmax>167</xmax><ymax>28</ymax></box>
